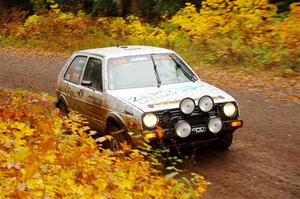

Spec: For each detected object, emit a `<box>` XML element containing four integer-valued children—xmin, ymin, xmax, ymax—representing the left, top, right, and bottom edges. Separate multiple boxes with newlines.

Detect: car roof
<box><xmin>77</xmin><ymin>45</ymin><xmax>175</xmax><ymax>59</ymax></box>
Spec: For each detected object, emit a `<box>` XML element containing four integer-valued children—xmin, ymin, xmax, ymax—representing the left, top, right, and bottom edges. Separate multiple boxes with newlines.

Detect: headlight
<box><xmin>175</xmin><ymin>121</ymin><xmax>191</xmax><ymax>138</ymax></box>
<box><xmin>179</xmin><ymin>98</ymin><xmax>195</xmax><ymax>115</ymax></box>
<box><xmin>223</xmin><ymin>103</ymin><xmax>237</xmax><ymax>117</ymax></box>
<box><xmin>143</xmin><ymin>113</ymin><xmax>158</xmax><ymax>128</ymax></box>
<box><xmin>198</xmin><ymin>95</ymin><xmax>214</xmax><ymax>112</ymax></box>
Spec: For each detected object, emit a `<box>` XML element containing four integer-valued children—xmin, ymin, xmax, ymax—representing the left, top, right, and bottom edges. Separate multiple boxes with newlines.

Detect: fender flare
<box><xmin>56</xmin><ymin>95</ymin><xmax>69</xmax><ymax>108</ymax></box>
<box><xmin>106</xmin><ymin>112</ymin><xmax>128</xmax><ymax>132</ymax></box>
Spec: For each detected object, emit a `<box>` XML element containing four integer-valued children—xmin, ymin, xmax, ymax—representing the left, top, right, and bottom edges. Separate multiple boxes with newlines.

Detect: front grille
<box><xmin>155</xmin><ymin>102</ymin><xmax>238</xmax><ymax>129</ymax></box>
<box><xmin>155</xmin><ymin>106</ymin><xmax>216</xmax><ymax>129</ymax></box>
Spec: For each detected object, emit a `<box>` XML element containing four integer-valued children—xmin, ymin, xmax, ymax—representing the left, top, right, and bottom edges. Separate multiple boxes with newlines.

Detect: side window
<box><xmin>64</xmin><ymin>56</ymin><xmax>87</xmax><ymax>84</ymax></box>
<box><xmin>82</xmin><ymin>58</ymin><xmax>103</xmax><ymax>92</ymax></box>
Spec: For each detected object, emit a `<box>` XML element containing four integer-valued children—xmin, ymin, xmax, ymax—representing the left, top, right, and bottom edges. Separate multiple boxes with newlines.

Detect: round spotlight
<box><xmin>179</xmin><ymin>98</ymin><xmax>195</xmax><ymax>115</ymax></box>
<box><xmin>143</xmin><ymin>113</ymin><xmax>158</xmax><ymax>128</ymax></box>
<box><xmin>208</xmin><ymin>117</ymin><xmax>222</xmax><ymax>134</ymax></box>
<box><xmin>223</xmin><ymin>102</ymin><xmax>237</xmax><ymax>117</ymax></box>
<box><xmin>198</xmin><ymin>95</ymin><xmax>214</xmax><ymax>112</ymax></box>
<box><xmin>175</xmin><ymin>121</ymin><xmax>192</xmax><ymax>138</ymax></box>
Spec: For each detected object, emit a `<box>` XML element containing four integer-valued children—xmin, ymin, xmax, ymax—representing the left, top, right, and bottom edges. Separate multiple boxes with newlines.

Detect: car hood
<box><xmin>107</xmin><ymin>81</ymin><xmax>236</xmax><ymax>112</ymax></box>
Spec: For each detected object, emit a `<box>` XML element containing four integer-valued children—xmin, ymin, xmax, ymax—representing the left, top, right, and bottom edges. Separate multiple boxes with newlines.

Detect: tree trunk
<box><xmin>129</xmin><ymin>0</ymin><xmax>141</xmax><ymax>16</ymax></box>
<box><xmin>0</xmin><ymin>0</ymin><xmax>8</xmax><ymax>17</ymax></box>
<box><xmin>116</xmin><ymin>0</ymin><xmax>124</xmax><ymax>16</ymax></box>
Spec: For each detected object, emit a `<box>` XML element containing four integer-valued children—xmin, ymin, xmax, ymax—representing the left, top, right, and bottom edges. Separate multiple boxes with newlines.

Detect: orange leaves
<box><xmin>120</xmin><ymin>140</ymin><xmax>132</xmax><ymax>152</ymax></box>
<box><xmin>39</xmin><ymin>137</ymin><xmax>56</xmax><ymax>154</ymax></box>
<box><xmin>156</xmin><ymin>126</ymin><xmax>164</xmax><ymax>139</ymax></box>
<box><xmin>272</xmin><ymin>3</ymin><xmax>300</xmax><ymax>59</ymax></box>
<box><xmin>14</xmin><ymin>108</ymin><xmax>25</xmax><ymax>120</ymax></box>
<box><xmin>0</xmin><ymin>89</ymin><xmax>207</xmax><ymax>198</ymax></box>
<box><xmin>38</xmin><ymin>119</ymin><xmax>53</xmax><ymax>134</ymax></box>
<box><xmin>2</xmin><ymin>109</ymin><xmax>14</xmax><ymax>119</ymax></box>
<box><xmin>0</xmin><ymin>89</ymin><xmax>208</xmax><ymax>198</ymax></box>
<box><xmin>22</xmin><ymin>162</ymin><xmax>39</xmax><ymax>180</ymax></box>
<box><xmin>29</xmin><ymin>104</ymin><xmax>42</xmax><ymax>115</ymax></box>
<box><xmin>1</xmin><ymin>108</ymin><xmax>27</xmax><ymax>121</ymax></box>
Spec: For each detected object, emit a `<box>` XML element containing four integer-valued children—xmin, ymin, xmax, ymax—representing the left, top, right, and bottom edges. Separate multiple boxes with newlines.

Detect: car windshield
<box><xmin>107</xmin><ymin>53</ymin><xmax>196</xmax><ymax>90</ymax></box>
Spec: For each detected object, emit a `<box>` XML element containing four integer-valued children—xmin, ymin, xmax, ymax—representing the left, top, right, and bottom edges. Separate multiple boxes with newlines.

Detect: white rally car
<box><xmin>56</xmin><ymin>46</ymin><xmax>243</xmax><ymax>150</ymax></box>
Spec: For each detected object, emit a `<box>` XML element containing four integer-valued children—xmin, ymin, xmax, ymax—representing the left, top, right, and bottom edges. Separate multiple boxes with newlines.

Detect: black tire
<box><xmin>106</xmin><ymin>122</ymin><xmax>132</xmax><ymax>151</ymax></box>
<box><xmin>215</xmin><ymin>131</ymin><xmax>234</xmax><ymax>150</ymax></box>
<box><xmin>57</xmin><ymin>100</ymin><xmax>69</xmax><ymax>116</ymax></box>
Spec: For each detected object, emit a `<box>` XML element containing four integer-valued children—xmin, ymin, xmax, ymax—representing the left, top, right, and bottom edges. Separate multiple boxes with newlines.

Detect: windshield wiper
<box><xmin>151</xmin><ymin>55</ymin><xmax>162</xmax><ymax>88</ymax></box>
<box><xmin>169</xmin><ymin>55</ymin><xmax>197</xmax><ymax>82</ymax></box>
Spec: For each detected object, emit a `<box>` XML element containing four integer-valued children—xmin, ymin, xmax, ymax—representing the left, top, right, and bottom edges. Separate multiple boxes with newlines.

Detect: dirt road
<box><xmin>0</xmin><ymin>48</ymin><xmax>299</xmax><ymax>199</ymax></box>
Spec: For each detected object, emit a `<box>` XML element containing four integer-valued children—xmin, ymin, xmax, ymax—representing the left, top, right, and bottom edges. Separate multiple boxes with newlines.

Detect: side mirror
<box><xmin>82</xmin><ymin>80</ymin><xmax>92</xmax><ymax>86</ymax></box>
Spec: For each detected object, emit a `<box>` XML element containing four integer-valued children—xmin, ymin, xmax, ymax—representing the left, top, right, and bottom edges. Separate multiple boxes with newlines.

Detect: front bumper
<box><xmin>144</xmin><ymin>120</ymin><xmax>243</xmax><ymax>147</ymax></box>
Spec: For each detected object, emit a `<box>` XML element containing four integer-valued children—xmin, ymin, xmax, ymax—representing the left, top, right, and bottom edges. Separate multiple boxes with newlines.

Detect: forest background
<box><xmin>0</xmin><ymin>0</ymin><xmax>299</xmax><ymax>75</ymax></box>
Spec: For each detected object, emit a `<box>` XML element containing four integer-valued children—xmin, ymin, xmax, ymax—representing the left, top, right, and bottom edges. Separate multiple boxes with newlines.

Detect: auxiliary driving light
<box><xmin>208</xmin><ymin>117</ymin><xmax>222</xmax><ymax>134</ymax></box>
<box><xmin>199</xmin><ymin>96</ymin><xmax>214</xmax><ymax>112</ymax></box>
<box><xmin>223</xmin><ymin>102</ymin><xmax>237</xmax><ymax>117</ymax></box>
<box><xmin>175</xmin><ymin>121</ymin><xmax>192</xmax><ymax>138</ymax></box>
<box><xmin>179</xmin><ymin>98</ymin><xmax>195</xmax><ymax>115</ymax></box>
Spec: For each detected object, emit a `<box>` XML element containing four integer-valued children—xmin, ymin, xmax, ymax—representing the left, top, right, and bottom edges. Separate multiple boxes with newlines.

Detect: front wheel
<box><xmin>106</xmin><ymin>123</ymin><xmax>133</xmax><ymax>151</ymax></box>
<box><xmin>215</xmin><ymin>131</ymin><xmax>234</xmax><ymax>150</ymax></box>
<box><xmin>57</xmin><ymin>100</ymin><xmax>69</xmax><ymax>116</ymax></box>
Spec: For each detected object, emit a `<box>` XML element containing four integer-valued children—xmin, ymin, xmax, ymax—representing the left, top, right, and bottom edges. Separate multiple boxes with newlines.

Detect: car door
<box><xmin>63</xmin><ymin>55</ymin><xmax>87</xmax><ymax>112</ymax></box>
<box><xmin>80</xmin><ymin>56</ymin><xmax>105</xmax><ymax>131</ymax></box>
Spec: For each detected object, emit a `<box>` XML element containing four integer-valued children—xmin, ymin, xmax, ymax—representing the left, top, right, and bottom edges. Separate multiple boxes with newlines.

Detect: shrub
<box><xmin>0</xmin><ymin>89</ymin><xmax>208</xmax><ymax>198</ymax></box>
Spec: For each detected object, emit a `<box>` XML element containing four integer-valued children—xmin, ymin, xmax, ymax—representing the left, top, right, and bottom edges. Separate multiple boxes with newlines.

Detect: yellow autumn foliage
<box><xmin>0</xmin><ymin>89</ymin><xmax>209</xmax><ymax>198</ymax></box>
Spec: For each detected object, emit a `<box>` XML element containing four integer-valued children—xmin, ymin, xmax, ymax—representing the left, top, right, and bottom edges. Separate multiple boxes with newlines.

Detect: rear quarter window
<box><xmin>64</xmin><ymin>56</ymin><xmax>87</xmax><ymax>84</ymax></box>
